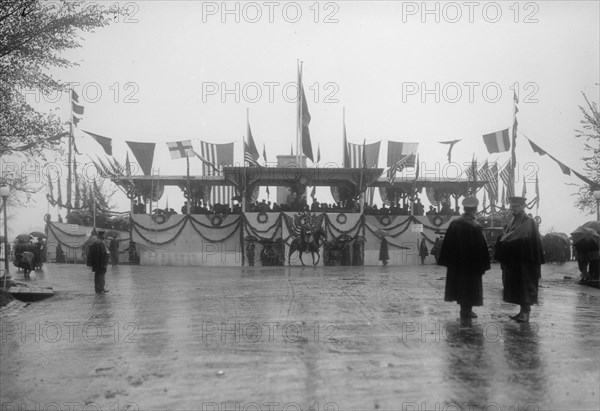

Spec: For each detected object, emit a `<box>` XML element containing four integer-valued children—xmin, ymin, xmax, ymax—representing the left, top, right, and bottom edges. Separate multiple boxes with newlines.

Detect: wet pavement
<box><xmin>1</xmin><ymin>262</ymin><xmax>599</xmax><ymax>411</ymax></box>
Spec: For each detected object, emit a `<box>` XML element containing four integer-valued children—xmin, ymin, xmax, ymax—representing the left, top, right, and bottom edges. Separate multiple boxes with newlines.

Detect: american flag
<box><xmin>245</xmin><ymin>123</ymin><xmax>260</xmax><ymax>166</ymax></box>
<box><xmin>387</xmin><ymin>141</ymin><xmax>418</xmax><ymax>183</ymax></box>
<box><xmin>485</xmin><ymin>162</ymin><xmax>499</xmax><ymax>203</ymax></box>
<box><xmin>499</xmin><ymin>162</ymin><xmax>514</xmax><ymax>199</ymax></box>
<box><xmin>347</xmin><ymin>141</ymin><xmax>381</xmax><ymax>168</ymax></box>
<box><xmin>198</xmin><ymin>141</ymin><xmax>235</xmax><ymax>206</ymax></box>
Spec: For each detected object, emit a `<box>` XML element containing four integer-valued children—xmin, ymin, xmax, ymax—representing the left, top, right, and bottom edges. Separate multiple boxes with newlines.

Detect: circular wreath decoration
<box><xmin>257</xmin><ymin>212</ymin><xmax>269</xmax><ymax>224</ymax></box>
<box><xmin>534</xmin><ymin>216</ymin><xmax>542</xmax><ymax>225</ymax></box>
<box><xmin>44</xmin><ymin>213</ymin><xmax>52</xmax><ymax>223</ymax></box>
<box><xmin>152</xmin><ymin>214</ymin><xmax>166</xmax><ymax>225</ymax></box>
<box><xmin>432</xmin><ymin>215</ymin><xmax>444</xmax><ymax>227</ymax></box>
<box><xmin>378</xmin><ymin>215</ymin><xmax>391</xmax><ymax>226</ymax></box>
<box><xmin>336</xmin><ymin>213</ymin><xmax>347</xmax><ymax>225</ymax></box>
<box><xmin>211</xmin><ymin>215</ymin><xmax>223</xmax><ymax>227</ymax></box>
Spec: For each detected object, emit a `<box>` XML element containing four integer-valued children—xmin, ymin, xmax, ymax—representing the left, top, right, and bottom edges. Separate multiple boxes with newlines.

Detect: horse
<box><xmin>288</xmin><ymin>226</ymin><xmax>326</xmax><ymax>266</ymax></box>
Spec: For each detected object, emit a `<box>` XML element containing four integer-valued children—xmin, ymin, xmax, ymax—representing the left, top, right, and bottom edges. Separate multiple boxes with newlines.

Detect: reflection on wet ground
<box><xmin>1</xmin><ymin>262</ymin><xmax>598</xmax><ymax>410</ymax></box>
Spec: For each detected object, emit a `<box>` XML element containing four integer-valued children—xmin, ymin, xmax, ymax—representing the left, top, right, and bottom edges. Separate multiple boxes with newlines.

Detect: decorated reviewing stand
<box><xmin>108</xmin><ymin>165</ymin><xmax>475</xmax><ymax>267</ymax></box>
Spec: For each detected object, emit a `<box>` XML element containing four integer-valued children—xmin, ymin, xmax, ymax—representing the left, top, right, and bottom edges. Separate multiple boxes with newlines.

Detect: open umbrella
<box><xmin>571</xmin><ymin>224</ymin><xmax>600</xmax><ymax>247</ymax></box>
<box><xmin>582</xmin><ymin>221</ymin><xmax>600</xmax><ymax>233</ymax></box>
<box><xmin>105</xmin><ymin>229</ymin><xmax>119</xmax><ymax>238</ymax></box>
<box><xmin>15</xmin><ymin>234</ymin><xmax>33</xmax><ymax>242</ymax></box>
<box><xmin>29</xmin><ymin>231</ymin><xmax>46</xmax><ymax>239</ymax></box>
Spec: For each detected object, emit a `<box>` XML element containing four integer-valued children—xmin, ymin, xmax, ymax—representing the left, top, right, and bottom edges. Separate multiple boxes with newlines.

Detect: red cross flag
<box><xmin>167</xmin><ymin>140</ymin><xmax>193</xmax><ymax>159</ymax></box>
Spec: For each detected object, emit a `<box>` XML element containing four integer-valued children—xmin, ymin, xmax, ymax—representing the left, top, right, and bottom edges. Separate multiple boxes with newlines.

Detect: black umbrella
<box><xmin>105</xmin><ymin>229</ymin><xmax>119</xmax><ymax>238</ymax></box>
<box><xmin>29</xmin><ymin>231</ymin><xmax>46</xmax><ymax>239</ymax></box>
<box><xmin>15</xmin><ymin>234</ymin><xmax>33</xmax><ymax>242</ymax></box>
<box><xmin>571</xmin><ymin>224</ymin><xmax>599</xmax><ymax>247</ymax></box>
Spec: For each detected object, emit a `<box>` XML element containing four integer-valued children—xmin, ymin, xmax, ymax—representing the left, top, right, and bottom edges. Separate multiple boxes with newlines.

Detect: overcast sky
<box><xmin>5</xmin><ymin>0</ymin><xmax>600</xmax><ymax>237</ymax></box>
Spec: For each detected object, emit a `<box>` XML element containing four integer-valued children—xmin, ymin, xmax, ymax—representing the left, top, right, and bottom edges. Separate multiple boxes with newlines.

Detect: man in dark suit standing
<box><xmin>438</xmin><ymin>196</ymin><xmax>491</xmax><ymax>319</ymax></box>
<box><xmin>495</xmin><ymin>196</ymin><xmax>544</xmax><ymax>322</ymax></box>
<box><xmin>87</xmin><ymin>231</ymin><xmax>110</xmax><ymax>294</ymax></box>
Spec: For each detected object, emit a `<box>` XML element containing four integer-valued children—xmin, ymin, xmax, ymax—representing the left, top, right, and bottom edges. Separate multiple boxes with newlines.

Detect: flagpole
<box><xmin>67</xmin><ymin>87</ymin><xmax>73</xmax><ymax>216</ymax></box>
<box><xmin>243</xmin><ymin>109</ymin><xmax>249</xmax><ymax>212</ymax></box>
<box><xmin>342</xmin><ymin>107</ymin><xmax>346</xmax><ymax>168</ymax></box>
<box><xmin>186</xmin><ymin>155</ymin><xmax>191</xmax><ymax>214</ymax></box>
<box><xmin>296</xmin><ymin>59</ymin><xmax>301</xmax><ymax>167</ymax></box>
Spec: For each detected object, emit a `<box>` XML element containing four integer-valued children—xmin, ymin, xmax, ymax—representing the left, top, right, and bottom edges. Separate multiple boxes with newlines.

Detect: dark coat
<box><xmin>379</xmin><ymin>238</ymin><xmax>389</xmax><ymax>262</ymax></box>
<box><xmin>438</xmin><ymin>214</ymin><xmax>490</xmax><ymax>306</ymax></box>
<box><xmin>87</xmin><ymin>239</ymin><xmax>109</xmax><ymax>272</ymax></box>
<box><xmin>496</xmin><ymin>213</ymin><xmax>544</xmax><ymax>305</ymax></box>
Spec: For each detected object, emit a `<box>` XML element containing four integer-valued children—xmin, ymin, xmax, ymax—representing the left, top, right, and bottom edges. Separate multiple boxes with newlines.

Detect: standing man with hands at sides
<box><xmin>495</xmin><ymin>196</ymin><xmax>544</xmax><ymax>322</ymax></box>
<box><xmin>438</xmin><ymin>196</ymin><xmax>491</xmax><ymax>319</ymax></box>
<box><xmin>87</xmin><ymin>231</ymin><xmax>110</xmax><ymax>294</ymax></box>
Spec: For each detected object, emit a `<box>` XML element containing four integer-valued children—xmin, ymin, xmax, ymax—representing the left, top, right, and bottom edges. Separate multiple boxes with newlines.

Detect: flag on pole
<box><xmin>414</xmin><ymin>153</ymin><xmax>420</xmax><ymax>181</ymax></box>
<box><xmin>166</xmin><ymin>140</ymin><xmax>193</xmax><ymax>159</ymax></box>
<box><xmin>535</xmin><ymin>172</ymin><xmax>539</xmax><ymax>213</ymax></box>
<box><xmin>439</xmin><ymin>140</ymin><xmax>461</xmax><ymax>163</ymax></box>
<box><xmin>299</xmin><ymin>65</ymin><xmax>314</xmax><ymax>162</ymax></box>
<box><xmin>499</xmin><ymin>162</ymin><xmax>514</xmax><ymax>198</ymax></box>
<box><xmin>343</xmin><ymin>119</ymin><xmax>350</xmax><ymax>168</ymax></box>
<box><xmin>347</xmin><ymin>141</ymin><xmax>381</xmax><ymax>168</ymax></box>
<box><xmin>316</xmin><ymin>144</ymin><xmax>321</xmax><ymax>163</ymax></box>
<box><xmin>125</xmin><ymin>152</ymin><xmax>131</xmax><ymax>176</ymax></box>
<box><xmin>126</xmin><ymin>141</ymin><xmax>156</xmax><ymax>176</ymax></box>
<box><xmin>387</xmin><ymin>141</ymin><xmax>418</xmax><ymax>183</ymax></box>
<box><xmin>483</xmin><ymin>129</ymin><xmax>510</xmax><ymax>153</ymax></box>
<box><xmin>511</xmin><ymin>90</ymin><xmax>519</xmax><ymax>165</ymax></box>
<box><xmin>84</xmin><ymin>130</ymin><xmax>112</xmax><ymax>155</ymax></box>
<box><xmin>487</xmin><ymin>162</ymin><xmax>499</xmax><ymax>203</ymax></box>
<box><xmin>245</xmin><ymin>122</ymin><xmax>260</xmax><ymax>166</ymax></box>
<box><xmin>71</xmin><ymin>90</ymin><xmax>84</xmax><ymax>126</ymax></box>
<box><xmin>263</xmin><ymin>143</ymin><xmax>270</xmax><ymax>198</ymax></box>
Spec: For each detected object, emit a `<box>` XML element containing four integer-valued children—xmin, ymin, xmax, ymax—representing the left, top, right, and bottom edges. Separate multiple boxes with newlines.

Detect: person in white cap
<box><xmin>495</xmin><ymin>196</ymin><xmax>544</xmax><ymax>322</ymax></box>
<box><xmin>438</xmin><ymin>196</ymin><xmax>491</xmax><ymax>319</ymax></box>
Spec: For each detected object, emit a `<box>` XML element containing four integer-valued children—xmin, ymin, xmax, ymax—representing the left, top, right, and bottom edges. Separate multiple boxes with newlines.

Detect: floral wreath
<box><xmin>257</xmin><ymin>212</ymin><xmax>269</xmax><ymax>224</ymax></box>
<box><xmin>44</xmin><ymin>213</ymin><xmax>52</xmax><ymax>223</ymax></box>
<box><xmin>211</xmin><ymin>215</ymin><xmax>223</xmax><ymax>227</ymax></box>
<box><xmin>432</xmin><ymin>215</ymin><xmax>444</xmax><ymax>227</ymax></box>
<box><xmin>378</xmin><ymin>215</ymin><xmax>391</xmax><ymax>226</ymax></box>
<box><xmin>152</xmin><ymin>214</ymin><xmax>167</xmax><ymax>225</ymax></box>
<box><xmin>336</xmin><ymin>213</ymin><xmax>347</xmax><ymax>225</ymax></box>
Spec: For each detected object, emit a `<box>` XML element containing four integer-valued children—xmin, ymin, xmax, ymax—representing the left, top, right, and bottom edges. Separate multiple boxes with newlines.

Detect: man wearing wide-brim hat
<box><xmin>495</xmin><ymin>196</ymin><xmax>545</xmax><ymax>322</ymax></box>
<box><xmin>438</xmin><ymin>196</ymin><xmax>491</xmax><ymax>319</ymax></box>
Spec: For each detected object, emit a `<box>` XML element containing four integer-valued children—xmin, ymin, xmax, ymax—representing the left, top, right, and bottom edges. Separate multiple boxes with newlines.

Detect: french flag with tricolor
<box><xmin>483</xmin><ymin>129</ymin><xmax>510</xmax><ymax>153</ymax></box>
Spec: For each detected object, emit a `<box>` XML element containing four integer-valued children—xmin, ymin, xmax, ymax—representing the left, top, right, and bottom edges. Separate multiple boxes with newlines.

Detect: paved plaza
<box><xmin>1</xmin><ymin>261</ymin><xmax>599</xmax><ymax>411</ymax></box>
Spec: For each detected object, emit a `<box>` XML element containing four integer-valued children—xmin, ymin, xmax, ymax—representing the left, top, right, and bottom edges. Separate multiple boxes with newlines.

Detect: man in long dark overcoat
<box><xmin>438</xmin><ymin>196</ymin><xmax>491</xmax><ymax>319</ymax></box>
<box><xmin>495</xmin><ymin>196</ymin><xmax>544</xmax><ymax>322</ymax></box>
<box><xmin>87</xmin><ymin>231</ymin><xmax>110</xmax><ymax>294</ymax></box>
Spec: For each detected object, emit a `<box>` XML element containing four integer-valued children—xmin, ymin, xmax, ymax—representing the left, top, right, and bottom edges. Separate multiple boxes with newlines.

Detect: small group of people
<box><xmin>13</xmin><ymin>237</ymin><xmax>47</xmax><ymax>277</ymax></box>
<box><xmin>439</xmin><ymin>195</ymin><xmax>544</xmax><ymax>322</ymax></box>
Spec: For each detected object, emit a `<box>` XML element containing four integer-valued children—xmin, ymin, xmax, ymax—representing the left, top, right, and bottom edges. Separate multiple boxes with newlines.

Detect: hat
<box><xmin>462</xmin><ymin>196</ymin><xmax>479</xmax><ymax>208</ymax></box>
<box><xmin>508</xmin><ymin>196</ymin><xmax>527</xmax><ymax>205</ymax></box>
<box><xmin>97</xmin><ymin>231</ymin><xmax>106</xmax><ymax>236</ymax></box>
